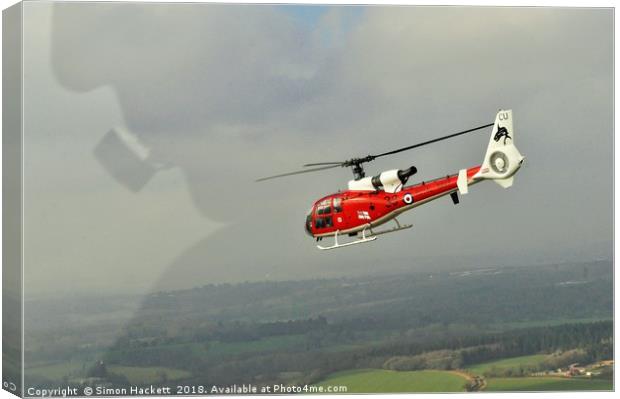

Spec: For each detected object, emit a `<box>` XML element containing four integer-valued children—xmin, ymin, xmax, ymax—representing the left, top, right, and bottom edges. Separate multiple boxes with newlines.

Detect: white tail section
<box><xmin>494</xmin><ymin>176</ymin><xmax>514</xmax><ymax>188</ymax></box>
<box><xmin>474</xmin><ymin>109</ymin><xmax>524</xmax><ymax>188</ymax></box>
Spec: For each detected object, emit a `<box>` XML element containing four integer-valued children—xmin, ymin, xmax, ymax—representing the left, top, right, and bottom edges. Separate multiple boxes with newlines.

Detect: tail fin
<box><xmin>473</xmin><ymin>109</ymin><xmax>525</xmax><ymax>188</ymax></box>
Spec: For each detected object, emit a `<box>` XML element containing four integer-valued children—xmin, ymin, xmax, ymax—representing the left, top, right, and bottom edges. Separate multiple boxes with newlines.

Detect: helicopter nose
<box><xmin>304</xmin><ymin>215</ymin><xmax>313</xmax><ymax>236</ymax></box>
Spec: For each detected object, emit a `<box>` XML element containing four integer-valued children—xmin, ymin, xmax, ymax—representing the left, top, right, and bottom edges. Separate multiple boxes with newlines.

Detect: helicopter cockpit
<box><xmin>305</xmin><ymin>197</ymin><xmax>343</xmax><ymax>235</ymax></box>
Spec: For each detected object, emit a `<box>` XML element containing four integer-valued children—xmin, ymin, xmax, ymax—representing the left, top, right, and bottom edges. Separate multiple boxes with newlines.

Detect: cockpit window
<box><xmin>333</xmin><ymin>198</ymin><xmax>342</xmax><ymax>213</ymax></box>
<box><xmin>309</xmin><ymin>199</ymin><xmax>339</xmax><ymax>230</ymax></box>
<box><xmin>316</xmin><ymin>199</ymin><xmax>331</xmax><ymax>215</ymax></box>
<box><xmin>314</xmin><ymin>217</ymin><xmax>332</xmax><ymax>229</ymax></box>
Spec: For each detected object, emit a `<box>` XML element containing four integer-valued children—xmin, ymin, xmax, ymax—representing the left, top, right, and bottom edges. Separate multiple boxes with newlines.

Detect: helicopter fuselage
<box><xmin>305</xmin><ymin>166</ymin><xmax>482</xmax><ymax>238</ymax></box>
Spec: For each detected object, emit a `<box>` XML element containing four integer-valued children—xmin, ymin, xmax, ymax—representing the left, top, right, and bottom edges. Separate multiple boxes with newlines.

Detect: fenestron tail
<box><xmin>473</xmin><ymin>109</ymin><xmax>525</xmax><ymax>188</ymax></box>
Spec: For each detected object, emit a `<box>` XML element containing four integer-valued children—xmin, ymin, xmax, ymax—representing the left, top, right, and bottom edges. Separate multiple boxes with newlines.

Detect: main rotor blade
<box><xmin>256</xmin><ymin>164</ymin><xmax>342</xmax><ymax>182</ymax></box>
<box><xmin>257</xmin><ymin>121</ymin><xmax>493</xmax><ymax>183</ymax></box>
<box><xmin>303</xmin><ymin>162</ymin><xmax>344</xmax><ymax>167</ymax></box>
<box><xmin>373</xmin><ymin>122</ymin><xmax>494</xmax><ymax>159</ymax></box>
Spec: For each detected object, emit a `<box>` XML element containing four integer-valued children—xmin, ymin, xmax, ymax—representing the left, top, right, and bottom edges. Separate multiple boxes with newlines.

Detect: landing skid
<box><xmin>317</xmin><ymin>218</ymin><xmax>412</xmax><ymax>250</ymax></box>
<box><xmin>369</xmin><ymin>218</ymin><xmax>413</xmax><ymax>237</ymax></box>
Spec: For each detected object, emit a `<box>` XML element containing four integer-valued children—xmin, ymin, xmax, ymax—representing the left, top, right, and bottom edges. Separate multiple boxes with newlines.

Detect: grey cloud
<box><xmin>19</xmin><ymin>3</ymin><xmax>613</xmax><ymax>296</ymax></box>
<box><xmin>51</xmin><ymin>2</ymin><xmax>323</xmax><ymax>136</ymax></box>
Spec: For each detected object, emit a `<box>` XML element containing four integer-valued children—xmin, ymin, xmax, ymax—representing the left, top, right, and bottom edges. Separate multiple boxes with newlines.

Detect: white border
<box><xmin>0</xmin><ymin>2</ymin><xmax>616</xmax><ymax>399</ymax></box>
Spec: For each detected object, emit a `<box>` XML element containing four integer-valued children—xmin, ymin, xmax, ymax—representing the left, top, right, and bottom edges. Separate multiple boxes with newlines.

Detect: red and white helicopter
<box><xmin>258</xmin><ymin>110</ymin><xmax>524</xmax><ymax>250</ymax></box>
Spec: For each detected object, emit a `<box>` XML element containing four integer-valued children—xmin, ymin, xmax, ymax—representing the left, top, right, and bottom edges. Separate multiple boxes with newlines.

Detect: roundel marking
<box><xmin>490</xmin><ymin>151</ymin><xmax>509</xmax><ymax>174</ymax></box>
<box><xmin>403</xmin><ymin>193</ymin><xmax>414</xmax><ymax>204</ymax></box>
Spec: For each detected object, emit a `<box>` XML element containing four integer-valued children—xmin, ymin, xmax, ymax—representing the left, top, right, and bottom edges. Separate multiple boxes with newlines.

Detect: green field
<box><xmin>204</xmin><ymin>334</ymin><xmax>307</xmax><ymax>356</ymax></box>
<box><xmin>26</xmin><ymin>362</ymin><xmax>191</xmax><ymax>385</ymax></box>
<box><xmin>466</xmin><ymin>354</ymin><xmax>549</xmax><ymax>375</ymax></box>
<box><xmin>108</xmin><ymin>365</ymin><xmax>191</xmax><ymax>384</ymax></box>
<box><xmin>26</xmin><ymin>361</ymin><xmax>84</xmax><ymax>381</ymax></box>
<box><xmin>486</xmin><ymin>377</ymin><xmax>613</xmax><ymax>391</ymax></box>
<box><xmin>105</xmin><ymin>334</ymin><xmax>308</xmax><ymax>363</ymax></box>
<box><xmin>317</xmin><ymin>369</ymin><xmax>468</xmax><ymax>393</ymax></box>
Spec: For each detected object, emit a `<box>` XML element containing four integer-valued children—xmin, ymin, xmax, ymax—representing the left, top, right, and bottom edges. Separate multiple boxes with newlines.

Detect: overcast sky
<box><xmin>19</xmin><ymin>3</ymin><xmax>612</xmax><ymax>298</ymax></box>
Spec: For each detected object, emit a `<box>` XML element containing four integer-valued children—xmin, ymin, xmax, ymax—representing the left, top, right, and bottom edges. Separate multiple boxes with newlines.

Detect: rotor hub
<box><xmin>351</xmin><ymin>164</ymin><xmax>366</xmax><ymax>180</ymax></box>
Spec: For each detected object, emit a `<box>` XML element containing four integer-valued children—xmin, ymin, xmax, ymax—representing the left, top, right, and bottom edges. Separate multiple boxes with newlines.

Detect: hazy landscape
<box><xmin>22</xmin><ymin>259</ymin><xmax>613</xmax><ymax>393</ymax></box>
